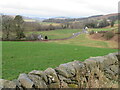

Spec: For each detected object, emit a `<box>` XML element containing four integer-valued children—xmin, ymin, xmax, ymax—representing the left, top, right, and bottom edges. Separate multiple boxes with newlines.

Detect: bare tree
<box><xmin>2</xmin><ymin>15</ymin><xmax>13</xmax><ymax>40</ymax></box>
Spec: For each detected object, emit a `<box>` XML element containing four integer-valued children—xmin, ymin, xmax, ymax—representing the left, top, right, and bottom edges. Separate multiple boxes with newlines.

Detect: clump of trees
<box><xmin>84</xmin><ymin>19</ymin><xmax>110</xmax><ymax>28</ymax></box>
<box><xmin>14</xmin><ymin>15</ymin><xmax>25</xmax><ymax>39</ymax></box>
<box><xmin>2</xmin><ymin>15</ymin><xmax>25</xmax><ymax>40</ymax></box>
<box><xmin>98</xmin><ymin>19</ymin><xmax>110</xmax><ymax>28</ymax></box>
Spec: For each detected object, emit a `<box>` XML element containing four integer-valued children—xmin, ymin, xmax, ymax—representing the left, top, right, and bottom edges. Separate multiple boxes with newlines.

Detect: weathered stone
<box><xmin>28</xmin><ymin>74</ymin><xmax>47</xmax><ymax>88</ymax></box>
<box><xmin>61</xmin><ymin>81</ymin><xmax>69</xmax><ymax>88</ymax></box>
<box><xmin>104</xmin><ymin>68</ymin><xmax>115</xmax><ymax>80</ymax></box>
<box><xmin>18</xmin><ymin>73</ymin><xmax>34</xmax><ymax>88</ymax></box>
<box><xmin>12</xmin><ymin>79</ymin><xmax>22</xmax><ymax>88</ymax></box>
<box><xmin>103</xmin><ymin>53</ymin><xmax>118</xmax><ymax>66</ymax></box>
<box><xmin>105</xmin><ymin>68</ymin><xmax>114</xmax><ymax>75</ymax></box>
<box><xmin>58</xmin><ymin>75</ymin><xmax>67</xmax><ymax>81</ymax></box>
<box><xmin>95</xmin><ymin>57</ymin><xmax>106</xmax><ymax>70</ymax></box>
<box><xmin>48</xmin><ymin>78</ymin><xmax>52</xmax><ymax>84</ymax></box>
<box><xmin>64</xmin><ymin>79</ymin><xmax>78</xmax><ymax>84</ymax></box>
<box><xmin>72</xmin><ymin>61</ymin><xmax>86</xmax><ymax>87</ymax></box>
<box><xmin>84</xmin><ymin>58</ymin><xmax>97</xmax><ymax>70</ymax></box>
<box><xmin>55</xmin><ymin>68</ymin><xmax>69</xmax><ymax>78</ymax></box>
<box><xmin>44</xmin><ymin>68</ymin><xmax>59</xmax><ymax>83</ymax></box>
<box><xmin>0</xmin><ymin>79</ymin><xmax>16</xmax><ymax>88</ymax></box>
<box><xmin>29</xmin><ymin>70</ymin><xmax>48</xmax><ymax>83</ymax></box>
<box><xmin>48</xmin><ymin>83</ymin><xmax>60</xmax><ymax>88</ymax></box>
<box><xmin>69</xmin><ymin>61</ymin><xmax>85</xmax><ymax>75</ymax></box>
<box><xmin>109</xmin><ymin>65</ymin><xmax>118</xmax><ymax>75</ymax></box>
<box><xmin>72</xmin><ymin>61</ymin><xmax>84</xmax><ymax>69</ymax></box>
<box><xmin>65</xmin><ymin>62</ymin><xmax>76</xmax><ymax>76</ymax></box>
<box><xmin>58</xmin><ymin>74</ymin><xmax>78</xmax><ymax>87</ymax></box>
<box><xmin>55</xmin><ymin>63</ymin><xmax>76</xmax><ymax>78</ymax></box>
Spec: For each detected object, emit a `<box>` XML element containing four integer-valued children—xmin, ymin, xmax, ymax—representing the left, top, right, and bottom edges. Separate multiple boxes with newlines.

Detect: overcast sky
<box><xmin>0</xmin><ymin>0</ymin><xmax>119</xmax><ymax>18</ymax></box>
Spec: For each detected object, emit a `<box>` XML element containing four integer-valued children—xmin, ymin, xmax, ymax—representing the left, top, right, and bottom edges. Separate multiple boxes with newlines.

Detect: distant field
<box><xmin>27</xmin><ymin>29</ymin><xmax>81</xmax><ymax>39</ymax></box>
<box><xmin>2</xmin><ymin>41</ymin><xmax>117</xmax><ymax>80</ymax></box>
<box><xmin>39</xmin><ymin>22</ymin><xmax>61</xmax><ymax>26</ymax></box>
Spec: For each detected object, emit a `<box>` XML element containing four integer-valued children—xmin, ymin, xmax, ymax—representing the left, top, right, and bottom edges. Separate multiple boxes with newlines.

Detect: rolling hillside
<box><xmin>43</xmin><ymin>13</ymin><xmax>118</xmax><ymax>23</ymax></box>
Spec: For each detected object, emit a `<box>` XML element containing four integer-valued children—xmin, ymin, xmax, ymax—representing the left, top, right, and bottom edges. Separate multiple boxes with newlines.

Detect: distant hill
<box><xmin>43</xmin><ymin>13</ymin><xmax>118</xmax><ymax>23</ymax></box>
<box><xmin>98</xmin><ymin>13</ymin><xmax>118</xmax><ymax>19</ymax></box>
<box><xmin>2</xmin><ymin>13</ymin><xmax>118</xmax><ymax>23</ymax></box>
<box><xmin>52</xmin><ymin>16</ymin><xmax>71</xmax><ymax>19</ymax></box>
<box><xmin>88</xmin><ymin>15</ymin><xmax>103</xmax><ymax>18</ymax></box>
<box><xmin>88</xmin><ymin>13</ymin><xmax>118</xmax><ymax>20</ymax></box>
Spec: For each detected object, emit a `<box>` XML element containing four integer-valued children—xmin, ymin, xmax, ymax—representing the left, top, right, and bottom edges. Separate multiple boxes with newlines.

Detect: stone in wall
<box><xmin>0</xmin><ymin>79</ymin><xmax>16</xmax><ymax>88</ymax></box>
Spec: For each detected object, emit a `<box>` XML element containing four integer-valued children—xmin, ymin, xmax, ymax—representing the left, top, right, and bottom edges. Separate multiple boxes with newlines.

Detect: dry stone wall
<box><xmin>0</xmin><ymin>52</ymin><xmax>119</xmax><ymax>89</ymax></box>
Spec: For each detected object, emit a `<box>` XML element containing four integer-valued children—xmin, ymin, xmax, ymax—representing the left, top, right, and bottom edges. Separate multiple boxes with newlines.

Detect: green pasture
<box><xmin>26</xmin><ymin>29</ymin><xmax>81</xmax><ymax>39</ymax></box>
<box><xmin>89</xmin><ymin>28</ymin><xmax>112</xmax><ymax>31</ymax></box>
<box><xmin>52</xmin><ymin>34</ymin><xmax>116</xmax><ymax>48</ymax></box>
<box><xmin>2</xmin><ymin>41</ymin><xmax>117</xmax><ymax>80</ymax></box>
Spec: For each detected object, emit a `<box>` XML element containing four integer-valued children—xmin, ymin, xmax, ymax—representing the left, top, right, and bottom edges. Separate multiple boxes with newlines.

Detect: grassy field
<box><xmin>50</xmin><ymin>33</ymin><xmax>118</xmax><ymax>49</ymax></box>
<box><xmin>2</xmin><ymin>41</ymin><xmax>117</xmax><ymax>80</ymax></box>
<box><xmin>2</xmin><ymin>25</ymin><xmax>118</xmax><ymax>80</ymax></box>
<box><xmin>27</xmin><ymin>29</ymin><xmax>81</xmax><ymax>39</ymax></box>
<box><xmin>89</xmin><ymin>28</ymin><xmax>113</xmax><ymax>31</ymax></box>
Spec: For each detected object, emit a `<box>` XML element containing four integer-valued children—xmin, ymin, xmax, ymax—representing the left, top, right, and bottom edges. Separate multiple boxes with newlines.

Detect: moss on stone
<box><xmin>68</xmin><ymin>84</ymin><xmax>78</xmax><ymax>88</ymax></box>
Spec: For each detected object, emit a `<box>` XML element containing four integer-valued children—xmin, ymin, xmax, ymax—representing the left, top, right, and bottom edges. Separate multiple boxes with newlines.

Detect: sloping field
<box><xmin>2</xmin><ymin>41</ymin><xmax>117</xmax><ymax>80</ymax></box>
<box><xmin>51</xmin><ymin>34</ymin><xmax>117</xmax><ymax>48</ymax></box>
<box><xmin>27</xmin><ymin>29</ymin><xmax>81</xmax><ymax>39</ymax></box>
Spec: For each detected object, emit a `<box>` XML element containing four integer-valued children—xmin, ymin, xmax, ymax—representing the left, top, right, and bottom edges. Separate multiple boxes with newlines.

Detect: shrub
<box><xmin>89</xmin><ymin>30</ymin><xmax>94</xmax><ymax>35</ymax></box>
<box><xmin>104</xmin><ymin>31</ymin><xmax>115</xmax><ymax>40</ymax></box>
